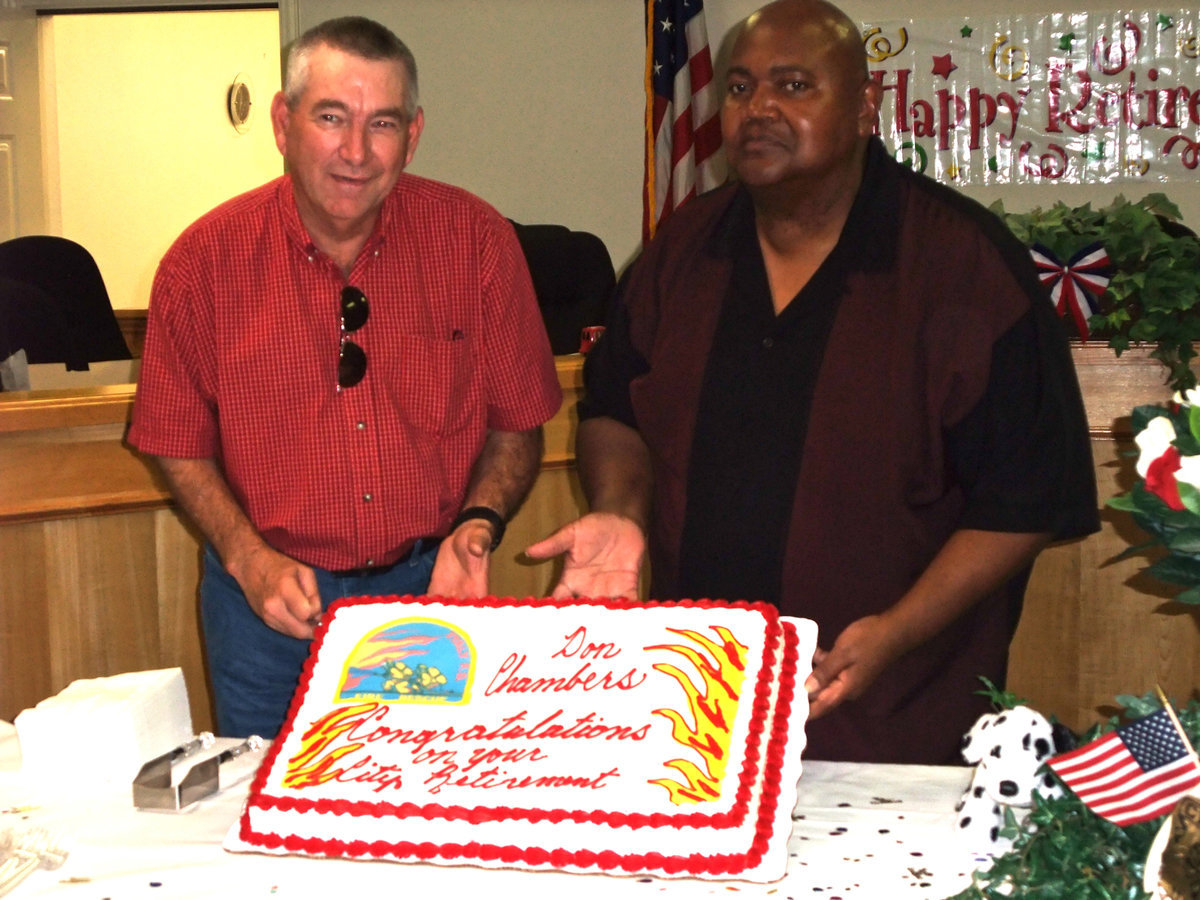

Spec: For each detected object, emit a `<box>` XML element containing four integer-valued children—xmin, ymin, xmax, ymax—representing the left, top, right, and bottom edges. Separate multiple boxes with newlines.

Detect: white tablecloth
<box><xmin>0</xmin><ymin>722</ymin><xmax>989</xmax><ymax>898</ymax></box>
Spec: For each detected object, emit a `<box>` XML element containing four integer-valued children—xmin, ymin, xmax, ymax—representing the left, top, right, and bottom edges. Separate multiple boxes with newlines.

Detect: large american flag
<box><xmin>1047</xmin><ymin>708</ymin><xmax>1200</xmax><ymax>826</ymax></box>
<box><xmin>643</xmin><ymin>0</ymin><xmax>724</xmax><ymax>243</ymax></box>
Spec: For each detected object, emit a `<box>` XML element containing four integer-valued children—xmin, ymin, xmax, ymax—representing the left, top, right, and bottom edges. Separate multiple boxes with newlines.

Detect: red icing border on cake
<box><xmin>240</xmin><ymin>597</ymin><xmax>802</xmax><ymax>877</ymax></box>
<box><xmin>248</xmin><ymin>595</ymin><xmax>778</xmax><ymax>829</ymax></box>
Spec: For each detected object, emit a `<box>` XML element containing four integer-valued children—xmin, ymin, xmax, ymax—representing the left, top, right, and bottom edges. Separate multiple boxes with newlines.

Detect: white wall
<box><xmin>292</xmin><ymin>0</ymin><xmax>1200</xmax><ymax>274</ymax></box>
<box><xmin>0</xmin><ymin>10</ymin><xmax>45</xmax><ymax>239</ymax></box>
<box><xmin>291</xmin><ymin>0</ymin><xmax>648</xmax><ymax>271</ymax></box>
<box><xmin>41</xmin><ymin>9</ymin><xmax>282</xmax><ymax>311</ymax></box>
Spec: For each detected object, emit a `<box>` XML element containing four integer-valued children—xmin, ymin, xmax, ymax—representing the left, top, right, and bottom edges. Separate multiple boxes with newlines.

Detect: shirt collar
<box><xmin>849</xmin><ymin>136</ymin><xmax>901</xmax><ymax>271</ymax></box>
<box><xmin>710</xmin><ymin>136</ymin><xmax>901</xmax><ymax>272</ymax></box>
<box><xmin>276</xmin><ymin>175</ymin><xmax>393</xmax><ymax>266</ymax></box>
<box><xmin>276</xmin><ymin>176</ymin><xmax>311</xmax><ymax>254</ymax></box>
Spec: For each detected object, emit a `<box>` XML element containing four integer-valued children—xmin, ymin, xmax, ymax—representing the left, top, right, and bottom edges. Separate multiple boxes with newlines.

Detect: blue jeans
<box><xmin>199</xmin><ymin>541</ymin><xmax>438</xmax><ymax>738</ymax></box>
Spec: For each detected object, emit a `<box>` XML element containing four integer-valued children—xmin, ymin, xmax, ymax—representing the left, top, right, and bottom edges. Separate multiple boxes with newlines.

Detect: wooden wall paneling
<box><xmin>0</xmin><ymin>387</ymin><xmax>136</xmax><ymax>435</ymax></box>
<box><xmin>0</xmin><ymin>521</ymin><xmax>53</xmax><ymax>722</ymax></box>
<box><xmin>490</xmin><ymin>466</ymin><xmax>587</xmax><ymax>600</ymax></box>
<box><xmin>1008</xmin><ymin>437</ymin><xmax>1122</xmax><ymax>731</ymax></box>
<box><xmin>153</xmin><ymin>508</ymin><xmax>212</xmax><ymax>733</ymax></box>
<box><xmin>486</xmin><ymin>357</ymin><xmax>588</xmax><ymax>600</ymax></box>
<box><xmin>1089</xmin><ymin>430</ymin><xmax>1200</xmax><ymax>721</ymax></box>
<box><xmin>1069</xmin><ymin>344</ymin><xmax>1177</xmax><ymax>426</ymax></box>
<box><xmin>41</xmin><ymin>512</ymin><xmax>162</xmax><ymax>691</ymax></box>
<box><xmin>1073</xmin><ymin>448</ymin><xmax>1152</xmax><ymax>727</ymax></box>
<box><xmin>114</xmin><ymin>310</ymin><xmax>146</xmax><ymax>358</ymax></box>
<box><xmin>5</xmin><ymin>349</ymin><xmax>1200</xmax><ymax>742</ymax></box>
<box><xmin>1010</xmin><ymin>394</ymin><xmax>1200</xmax><ymax>732</ymax></box>
<box><xmin>1076</xmin><ymin>437</ymin><xmax>1173</xmax><ymax>721</ymax></box>
<box><xmin>1007</xmin><ymin>537</ymin><xmax>1085</xmax><ymax>726</ymax></box>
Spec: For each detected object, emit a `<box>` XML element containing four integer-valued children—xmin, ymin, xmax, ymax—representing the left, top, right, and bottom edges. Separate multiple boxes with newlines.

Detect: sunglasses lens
<box><xmin>338</xmin><ymin>339</ymin><xmax>367</xmax><ymax>388</ymax></box>
<box><xmin>341</xmin><ymin>286</ymin><xmax>369</xmax><ymax>332</ymax></box>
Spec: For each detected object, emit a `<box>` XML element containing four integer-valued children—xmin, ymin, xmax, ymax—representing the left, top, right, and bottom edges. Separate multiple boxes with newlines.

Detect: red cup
<box><xmin>579</xmin><ymin>325</ymin><xmax>606</xmax><ymax>354</ymax></box>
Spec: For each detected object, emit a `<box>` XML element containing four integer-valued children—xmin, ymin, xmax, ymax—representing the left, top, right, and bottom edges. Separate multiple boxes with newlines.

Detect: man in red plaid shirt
<box><xmin>130</xmin><ymin>17</ymin><xmax>561</xmax><ymax>737</ymax></box>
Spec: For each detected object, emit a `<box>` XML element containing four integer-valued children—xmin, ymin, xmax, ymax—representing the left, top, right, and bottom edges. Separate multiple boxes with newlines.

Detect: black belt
<box><xmin>330</xmin><ymin>537</ymin><xmax>440</xmax><ymax>579</ymax></box>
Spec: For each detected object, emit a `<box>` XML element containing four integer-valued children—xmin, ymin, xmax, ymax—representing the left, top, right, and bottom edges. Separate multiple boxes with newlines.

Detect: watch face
<box><xmin>228</xmin><ymin>75</ymin><xmax>253</xmax><ymax>133</ymax></box>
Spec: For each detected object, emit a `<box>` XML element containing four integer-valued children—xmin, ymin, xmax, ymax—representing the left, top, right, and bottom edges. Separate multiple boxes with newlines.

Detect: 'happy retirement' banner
<box><xmin>866</xmin><ymin>9</ymin><xmax>1200</xmax><ymax>184</ymax></box>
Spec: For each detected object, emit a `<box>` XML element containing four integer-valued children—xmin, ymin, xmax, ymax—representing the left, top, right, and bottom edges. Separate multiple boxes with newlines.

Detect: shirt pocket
<box><xmin>386</xmin><ymin>333</ymin><xmax>475</xmax><ymax>436</ymax></box>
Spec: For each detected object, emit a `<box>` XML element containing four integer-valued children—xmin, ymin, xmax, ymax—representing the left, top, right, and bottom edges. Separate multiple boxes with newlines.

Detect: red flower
<box><xmin>1145</xmin><ymin>446</ymin><xmax>1186</xmax><ymax>510</ymax></box>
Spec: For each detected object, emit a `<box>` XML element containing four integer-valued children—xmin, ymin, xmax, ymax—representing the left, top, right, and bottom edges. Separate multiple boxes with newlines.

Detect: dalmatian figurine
<box><xmin>955</xmin><ymin>706</ymin><xmax>1071</xmax><ymax>852</ymax></box>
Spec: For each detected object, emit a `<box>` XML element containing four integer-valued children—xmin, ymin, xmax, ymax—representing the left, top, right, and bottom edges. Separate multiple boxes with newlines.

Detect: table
<box><xmin>0</xmin><ymin>722</ymin><xmax>990</xmax><ymax>899</ymax></box>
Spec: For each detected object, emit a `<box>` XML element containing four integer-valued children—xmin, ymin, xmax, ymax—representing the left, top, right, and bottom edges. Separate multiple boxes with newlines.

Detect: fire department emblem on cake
<box><xmin>336</xmin><ymin>618</ymin><xmax>474</xmax><ymax>704</ymax></box>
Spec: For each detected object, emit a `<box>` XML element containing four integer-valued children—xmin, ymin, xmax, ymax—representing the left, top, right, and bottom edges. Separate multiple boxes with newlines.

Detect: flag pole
<box><xmin>643</xmin><ymin>0</ymin><xmax>657</xmax><ymax>243</ymax></box>
<box><xmin>1155</xmin><ymin>684</ymin><xmax>1200</xmax><ymax>764</ymax></box>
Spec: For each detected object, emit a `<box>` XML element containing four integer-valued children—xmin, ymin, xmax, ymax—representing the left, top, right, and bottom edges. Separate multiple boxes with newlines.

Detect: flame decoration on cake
<box><xmin>281</xmin><ymin>703</ymin><xmax>375</xmax><ymax>789</ymax></box>
<box><xmin>646</xmin><ymin>626</ymin><xmax>749</xmax><ymax>804</ymax></box>
<box><xmin>336</xmin><ymin>619</ymin><xmax>474</xmax><ymax>704</ymax></box>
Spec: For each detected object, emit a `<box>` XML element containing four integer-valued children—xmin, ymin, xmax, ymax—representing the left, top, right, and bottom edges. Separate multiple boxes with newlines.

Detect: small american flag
<box><xmin>1048</xmin><ymin>708</ymin><xmax>1200</xmax><ymax>826</ymax></box>
<box><xmin>643</xmin><ymin>0</ymin><xmax>724</xmax><ymax>243</ymax></box>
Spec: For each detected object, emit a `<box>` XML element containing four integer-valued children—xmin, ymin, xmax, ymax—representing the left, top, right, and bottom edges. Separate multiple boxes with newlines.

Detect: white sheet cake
<box><xmin>234</xmin><ymin>596</ymin><xmax>815</xmax><ymax>881</ymax></box>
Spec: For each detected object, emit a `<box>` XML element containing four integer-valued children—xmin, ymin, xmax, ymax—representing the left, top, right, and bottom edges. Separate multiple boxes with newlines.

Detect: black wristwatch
<box><xmin>449</xmin><ymin>506</ymin><xmax>506</xmax><ymax>551</ymax></box>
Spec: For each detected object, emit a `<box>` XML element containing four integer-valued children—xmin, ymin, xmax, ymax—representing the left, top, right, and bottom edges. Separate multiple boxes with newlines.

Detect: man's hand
<box><xmin>804</xmin><ymin>614</ymin><xmax>905</xmax><ymax>720</ymax></box>
<box><xmin>805</xmin><ymin>529</ymin><xmax>1053</xmax><ymax>719</ymax></box>
<box><xmin>428</xmin><ymin>426</ymin><xmax>543</xmax><ymax>599</ymax></box>
<box><xmin>154</xmin><ymin>455</ymin><xmax>322</xmax><ymax>639</ymax></box>
<box><xmin>533</xmin><ymin>416</ymin><xmax>652</xmax><ymax>599</ymax></box>
<box><xmin>525</xmin><ymin>512</ymin><xmax>645</xmax><ymax>599</ymax></box>
<box><xmin>229</xmin><ymin>543</ymin><xmax>322</xmax><ymax>640</ymax></box>
<box><xmin>427</xmin><ymin>521</ymin><xmax>493</xmax><ymax>599</ymax></box>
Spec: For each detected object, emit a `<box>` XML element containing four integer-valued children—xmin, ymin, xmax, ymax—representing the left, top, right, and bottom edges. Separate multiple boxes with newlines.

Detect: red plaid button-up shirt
<box><xmin>129</xmin><ymin>174</ymin><xmax>562</xmax><ymax>571</ymax></box>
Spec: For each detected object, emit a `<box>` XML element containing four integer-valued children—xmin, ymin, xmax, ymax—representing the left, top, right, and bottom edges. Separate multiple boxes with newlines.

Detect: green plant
<box><xmin>1107</xmin><ymin>399</ymin><xmax>1200</xmax><ymax>604</ymax></box>
<box><xmin>974</xmin><ymin>676</ymin><xmax>1026</xmax><ymax>711</ymax></box>
<box><xmin>948</xmin><ymin>692</ymin><xmax>1200</xmax><ymax>900</ymax></box>
<box><xmin>992</xmin><ymin>194</ymin><xmax>1200</xmax><ymax>394</ymax></box>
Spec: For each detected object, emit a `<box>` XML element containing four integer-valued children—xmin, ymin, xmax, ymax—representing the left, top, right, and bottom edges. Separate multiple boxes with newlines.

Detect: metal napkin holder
<box><xmin>132</xmin><ymin>732</ymin><xmax>264</xmax><ymax>811</ymax></box>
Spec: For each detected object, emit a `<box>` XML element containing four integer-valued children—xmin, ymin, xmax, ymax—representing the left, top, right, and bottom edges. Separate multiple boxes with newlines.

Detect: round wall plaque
<box><xmin>227</xmin><ymin>74</ymin><xmax>253</xmax><ymax>133</ymax></box>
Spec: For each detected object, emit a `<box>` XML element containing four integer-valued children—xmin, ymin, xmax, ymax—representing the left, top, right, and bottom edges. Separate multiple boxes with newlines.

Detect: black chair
<box><xmin>0</xmin><ymin>236</ymin><xmax>131</xmax><ymax>371</ymax></box>
<box><xmin>509</xmin><ymin>222</ymin><xmax>616</xmax><ymax>355</ymax></box>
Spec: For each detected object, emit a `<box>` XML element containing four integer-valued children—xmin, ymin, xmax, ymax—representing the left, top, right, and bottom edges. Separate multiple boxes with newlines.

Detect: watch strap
<box><xmin>449</xmin><ymin>505</ymin><xmax>505</xmax><ymax>551</ymax></box>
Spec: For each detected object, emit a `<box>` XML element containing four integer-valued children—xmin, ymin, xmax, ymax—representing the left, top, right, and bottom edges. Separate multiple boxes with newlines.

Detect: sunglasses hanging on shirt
<box><xmin>338</xmin><ymin>286</ymin><xmax>369</xmax><ymax>390</ymax></box>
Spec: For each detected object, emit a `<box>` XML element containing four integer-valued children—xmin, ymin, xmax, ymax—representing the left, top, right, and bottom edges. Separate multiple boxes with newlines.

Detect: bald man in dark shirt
<box><xmin>528</xmin><ymin>0</ymin><xmax>1098</xmax><ymax>763</ymax></box>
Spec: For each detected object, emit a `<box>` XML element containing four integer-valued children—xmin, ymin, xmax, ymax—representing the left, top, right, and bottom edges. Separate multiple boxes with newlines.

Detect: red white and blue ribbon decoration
<box><xmin>1029</xmin><ymin>242</ymin><xmax>1113</xmax><ymax>340</ymax></box>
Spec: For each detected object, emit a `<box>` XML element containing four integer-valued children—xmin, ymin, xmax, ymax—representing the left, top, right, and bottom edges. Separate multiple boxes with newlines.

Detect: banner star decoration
<box><xmin>1157</xmin><ymin>13</ymin><xmax>1174</xmax><ymax>30</ymax></box>
<box><xmin>1029</xmin><ymin>242</ymin><xmax>1113</xmax><ymax>339</ymax></box>
<box><xmin>1058</xmin><ymin>32</ymin><xmax>1076</xmax><ymax>51</ymax></box>
<box><xmin>931</xmin><ymin>53</ymin><xmax>957</xmax><ymax>79</ymax></box>
<box><xmin>1081</xmin><ymin>139</ymin><xmax>1106</xmax><ymax>162</ymax></box>
<box><xmin>960</xmin><ymin>24</ymin><xmax>973</xmax><ymax>37</ymax></box>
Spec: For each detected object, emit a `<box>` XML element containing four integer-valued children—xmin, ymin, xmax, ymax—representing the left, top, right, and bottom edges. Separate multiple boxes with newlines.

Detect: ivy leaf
<box><xmin>1178</xmin><ymin>483</ymin><xmax>1200</xmax><ymax>517</ymax></box>
<box><xmin>975</xmin><ymin>675</ymin><xmax>1026</xmax><ymax>710</ymax></box>
<box><xmin>1106</xmin><ymin>539</ymin><xmax>1165</xmax><ymax>563</ymax></box>
<box><xmin>1131</xmin><ymin>405</ymin><xmax>1170</xmax><ymax>433</ymax></box>
<box><xmin>1166</xmin><ymin>525</ymin><xmax>1200</xmax><ymax>553</ymax></box>
<box><xmin>995</xmin><ymin>196</ymin><xmax>1200</xmax><ymax>394</ymax></box>
<box><xmin>1139</xmin><ymin>192</ymin><xmax>1182</xmax><ymax>220</ymax></box>
<box><xmin>1106</xmin><ymin>494</ymin><xmax>1138</xmax><ymax>513</ymax></box>
<box><xmin>950</xmin><ymin>696</ymin><xmax>1199</xmax><ymax>900</ymax></box>
<box><xmin>1115</xmin><ymin>693</ymin><xmax>1158</xmax><ymax>717</ymax></box>
<box><xmin>1146</xmin><ymin>553</ymin><xmax>1200</xmax><ymax>585</ymax></box>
